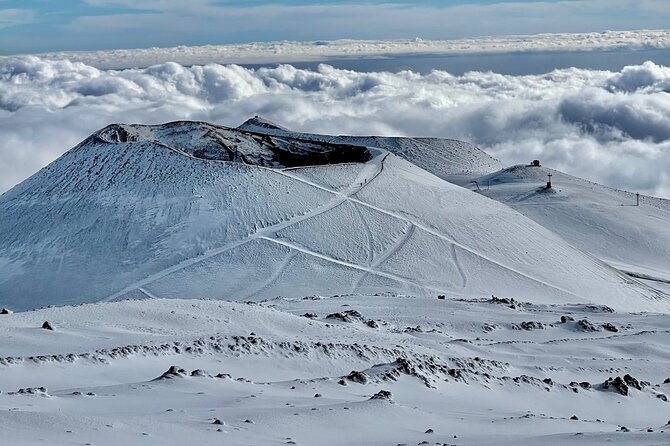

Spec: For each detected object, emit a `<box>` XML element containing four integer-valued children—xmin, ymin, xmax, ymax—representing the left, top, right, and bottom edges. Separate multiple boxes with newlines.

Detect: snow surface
<box><xmin>1</xmin><ymin>296</ymin><xmax>669</xmax><ymax>445</ymax></box>
<box><xmin>242</xmin><ymin>119</ymin><xmax>670</xmax><ymax>299</ymax></box>
<box><xmin>0</xmin><ymin>121</ymin><xmax>665</xmax><ymax>312</ymax></box>
<box><xmin>2</xmin><ymin>117</ymin><xmax>670</xmax><ymax>445</ymax></box>
<box><xmin>473</xmin><ymin>165</ymin><xmax>670</xmax><ymax>287</ymax></box>
<box><xmin>8</xmin><ymin>30</ymin><xmax>670</xmax><ymax>70</ymax></box>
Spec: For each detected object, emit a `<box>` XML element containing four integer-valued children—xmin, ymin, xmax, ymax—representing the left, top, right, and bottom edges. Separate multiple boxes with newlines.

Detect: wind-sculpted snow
<box><xmin>0</xmin><ymin>121</ymin><xmax>666</xmax><ymax>312</ymax></box>
<box><xmin>1</xmin><ymin>296</ymin><xmax>669</xmax><ymax>445</ymax></box>
<box><xmin>3</xmin><ymin>56</ymin><xmax>670</xmax><ymax>197</ymax></box>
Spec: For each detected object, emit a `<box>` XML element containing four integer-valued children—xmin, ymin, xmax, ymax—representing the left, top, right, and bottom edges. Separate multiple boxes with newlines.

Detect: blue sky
<box><xmin>2</xmin><ymin>0</ymin><xmax>670</xmax><ymax>54</ymax></box>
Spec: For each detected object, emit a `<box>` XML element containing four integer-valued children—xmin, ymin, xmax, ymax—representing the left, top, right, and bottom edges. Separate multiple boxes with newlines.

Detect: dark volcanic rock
<box><xmin>345</xmin><ymin>370</ymin><xmax>369</xmax><ymax>384</ymax></box>
<box><xmin>602</xmin><ymin>323</ymin><xmax>618</xmax><ymax>332</ymax></box>
<box><xmin>370</xmin><ymin>390</ymin><xmax>393</xmax><ymax>400</ymax></box>
<box><xmin>623</xmin><ymin>374</ymin><xmax>644</xmax><ymax>391</ymax></box>
<box><xmin>489</xmin><ymin>295</ymin><xmax>520</xmax><ymax>309</ymax></box>
<box><xmin>41</xmin><ymin>321</ymin><xmax>54</xmax><ymax>331</ymax></box>
<box><xmin>156</xmin><ymin>366</ymin><xmax>187</xmax><ymax>380</ymax></box>
<box><xmin>325</xmin><ymin>310</ymin><xmax>364</xmax><ymax>322</ymax></box>
<box><xmin>577</xmin><ymin>319</ymin><xmax>599</xmax><ymax>331</ymax></box>
<box><xmin>513</xmin><ymin>321</ymin><xmax>545</xmax><ymax>330</ymax></box>
<box><xmin>602</xmin><ymin>377</ymin><xmax>628</xmax><ymax>396</ymax></box>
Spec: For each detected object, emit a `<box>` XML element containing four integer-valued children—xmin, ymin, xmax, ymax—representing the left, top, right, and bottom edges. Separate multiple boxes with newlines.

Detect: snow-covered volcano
<box><xmin>0</xmin><ymin>120</ymin><xmax>666</xmax><ymax>312</ymax></box>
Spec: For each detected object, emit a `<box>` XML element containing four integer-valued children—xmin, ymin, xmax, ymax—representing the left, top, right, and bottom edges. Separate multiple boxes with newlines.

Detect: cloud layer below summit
<box><xmin>2</xmin><ymin>55</ymin><xmax>670</xmax><ymax>197</ymax></box>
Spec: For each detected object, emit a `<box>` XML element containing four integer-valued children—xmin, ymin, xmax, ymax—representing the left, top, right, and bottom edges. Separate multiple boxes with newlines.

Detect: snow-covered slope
<box><xmin>473</xmin><ymin>165</ymin><xmax>670</xmax><ymax>288</ymax></box>
<box><xmin>0</xmin><ymin>120</ymin><xmax>665</xmax><ymax>312</ymax></box>
<box><xmin>239</xmin><ymin>116</ymin><xmax>504</xmax><ymax>180</ymax></box>
<box><xmin>1</xmin><ymin>295</ymin><xmax>669</xmax><ymax>445</ymax></box>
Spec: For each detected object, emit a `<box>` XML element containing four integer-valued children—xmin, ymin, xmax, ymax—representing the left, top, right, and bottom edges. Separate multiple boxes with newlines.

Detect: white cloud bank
<box><xmin>4</xmin><ymin>30</ymin><xmax>670</xmax><ymax>69</ymax></box>
<box><xmin>1</xmin><ymin>56</ymin><xmax>670</xmax><ymax>198</ymax></box>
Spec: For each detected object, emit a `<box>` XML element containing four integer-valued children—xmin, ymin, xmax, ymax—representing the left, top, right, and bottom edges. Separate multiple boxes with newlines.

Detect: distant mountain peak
<box><xmin>238</xmin><ymin>116</ymin><xmax>288</xmax><ymax>132</ymax></box>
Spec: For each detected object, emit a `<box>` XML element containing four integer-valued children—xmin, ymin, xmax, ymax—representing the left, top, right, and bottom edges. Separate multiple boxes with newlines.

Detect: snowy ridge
<box><xmin>0</xmin><ymin>120</ymin><xmax>666</xmax><ymax>312</ymax></box>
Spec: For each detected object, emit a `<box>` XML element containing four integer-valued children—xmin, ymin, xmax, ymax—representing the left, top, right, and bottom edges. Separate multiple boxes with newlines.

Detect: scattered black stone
<box><xmin>560</xmin><ymin>315</ymin><xmax>574</xmax><ymax>323</ymax></box>
<box><xmin>86</xmin><ymin>392</ymin><xmax>95</xmax><ymax>396</ymax></box>
<box><xmin>326</xmin><ymin>309</ymin><xmax>364</xmax><ymax>322</ymax></box>
<box><xmin>658</xmin><ymin>394</ymin><xmax>668</xmax><ymax>402</ymax></box>
<box><xmin>425</xmin><ymin>428</ymin><xmax>434</xmax><ymax>434</ymax></box>
<box><xmin>623</xmin><ymin>374</ymin><xmax>645</xmax><ymax>391</ymax></box>
<box><xmin>301</xmin><ymin>313</ymin><xmax>318</xmax><ymax>319</ymax></box>
<box><xmin>345</xmin><ymin>370</ymin><xmax>369</xmax><ymax>384</ymax></box>
<box><xmin>215</xmin><ymin>373</ymin><xmax>231</xmax><ymax>379</ymax></box>
<box><xmin>489</xmin><ymin>295</ymin><xmax>519</xmax><ymax>309</ymax></box>
<box><xmin>579</xmin><ymin>381</ymin><xmax>591</xmax><ymax>390</ymax></box>
<box><xmin>664</xmin><ymin>378</ymin><xmax>670</xmax><ymax>384</ymax></box>
<box><xmin>12</xmin><ymin>387</ymin><xmax>48</xmax><ymax>395</ymax></box>
<box><xmin>437</xmin><ymin>295</ymin><xmax>446</xmax><ymax>300</ymax></box>
<box><xmin>602</xmin><ymin>323</ymin><xmax>618</xmax><ymax>332</ymax></box>
<box><xmin>619</xmin><ymin>426</ymin><xmax>630</xmax><ymax>432</ymax></box>
<box><xmin>244</xmin><ymin>419</ymin><xmax>254</xmax><ymax>424</ymax></box>
<box><xmin>584</xmin><ymin>305</ymin><xmax>615</xmax><ymax>313</ymax></box>
<box><xmin>314</xmin><ymin>393</ymin><xmax>322</xmax><ymax>398</ymax></box>
<box><xmin>602</xmin><ymin>377</ymin><xmax>629</xmax><ymax>396</ymax></box>
<box><xmin>366</xmin><ymin>320</ymin><xmax>379</xmax><ymax>329</ymax></box>
<box><xmin>191</xmin><ymin>369</ymin><xmax>207</xmax><ymax>377</ymax></box>
<box><xmin>570</xmin><ymin>415</ymin><xmax>579</xmax><ymax>420</ymax></box>
<box><xmin>577</xmin><ymin>319</ymin><xmax>599</xmax><ymax>331</ymax></box>
<box><xmin>404</xmin><ymin>325</ymin><xmax>423</xmax><ymax>333</ymax></box>
<box><xmin>513</xmin><ymin>321</ymin><xmax>545</xmax><ymax>330</ymax></box>
<box><xmin>41</xmin><ymin>321</ymin><xmax>54</xmax><ymax>331</ymax></box>
<box><xmin>543</xmin><ymin>378</ymin><xmax>553</xmax><ymax>385</ymax></box>
<box><xmin>212</xmin><ymin>418</ymin><xmax>223</xmax><ymax>425</ymax></box>
<box><xmin>370</xmin><ymin>390</ymin><xmax>393</xmax><ymax>400</ymax></box>
<box><xmin>337</xmin><ymin>378</ymin><xmax>347</xmax><ymax>386</ymax></box>
<box><xmin>155</xmin><ymin>366</ymin><xmax>187</xmax><ymax>380</ymax></box>
<box><xmin>448</xmin><ymin>369</ymin><xmax>463</xmax><ymax>379</ymax></box>
<box><xmin>0</xmin><ymin>308</ymin><xmax>11</xmax><ymax>315</ymax></box>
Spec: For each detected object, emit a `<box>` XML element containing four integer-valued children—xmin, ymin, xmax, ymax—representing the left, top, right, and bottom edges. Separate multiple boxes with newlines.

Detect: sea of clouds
<box><xmin>1</xmin><ymin>55</ymin><xmax>670</xmax><ymax>197</ymax></box>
